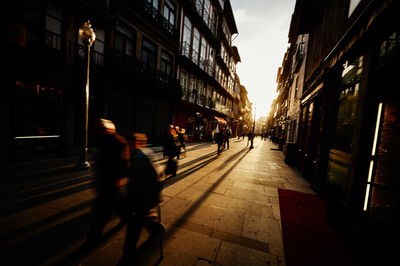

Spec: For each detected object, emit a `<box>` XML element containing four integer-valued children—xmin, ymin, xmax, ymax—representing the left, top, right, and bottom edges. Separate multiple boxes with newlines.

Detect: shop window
<box><xmin>141</xmin><ymin>38</ymin><xmax>157</xmax><ymax>68</ymax></box>
<box><xmin>327</xmin><ymin>55</ymin><xmax>363</xmax><ymax>190</ymax></box>
<box><xmin>14</xmin><ymin>81</ymin><xmax>63</xmax><ymax>160</ymax></box>
<box><xmin>45</xmin><ymin>0</ymin><xmax>62</xmax><ymax>50</ymax></box>
<box><xmin>187</xmin><ymin>117</ymin><xmax>195</xmax><ymax>136</ymax></box>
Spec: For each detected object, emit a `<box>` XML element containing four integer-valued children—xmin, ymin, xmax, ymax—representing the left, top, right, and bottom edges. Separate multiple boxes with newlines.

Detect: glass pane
<box><xmin>126</xmin><ymin>40</ymin><xmax>135</xmax><ymax>57</ymax></box>
<box><xmin>143</xmin><ymin>39</ymin><xmax>156</xmax><ymax>52</ymax></box>
<box><xmin>45</xmin><ymin>15</ymin><xmax>61</xmax><ymax>34</ymax></box>
<box><xmin>114</xmin><ymin>34</ymin><xmax>124</xmax><ymax>52</ymax></box>
<box><xmin>94</xmin><ymin>40</ymin><xmax>104</xmax><ymax>53</ymax></box>
<box><xmin>95</xmin><ymin>28</ymin><xmax>105</xmax><ymax>42</ymax></box>
<box><xmin>153</xmin><ymin>0</ymin><xmax>159</xmax><ymax>10</ymax></box>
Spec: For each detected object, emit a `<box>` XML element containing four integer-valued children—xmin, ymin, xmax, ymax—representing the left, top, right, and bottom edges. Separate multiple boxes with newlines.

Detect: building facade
<box><xmin>2</xmin><ymin>0</ymin><xmax>183</xmax><ymax>164</ymax></box>
<box><xmin>174</xmin><ymin>0</ymin><xmax>243</xmax><ymax>142</ymax></box>
<box><xmin>270</xmin><ymin>0</ymin><xmax>400</xmax><ymax>263</ymax></box>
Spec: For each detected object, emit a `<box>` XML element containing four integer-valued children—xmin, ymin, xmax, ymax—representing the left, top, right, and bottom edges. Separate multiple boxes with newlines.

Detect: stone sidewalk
<box><xmin>74</xmin><ymin>138</ymin><xmax>313</xmax><ymax>266</ymax></box>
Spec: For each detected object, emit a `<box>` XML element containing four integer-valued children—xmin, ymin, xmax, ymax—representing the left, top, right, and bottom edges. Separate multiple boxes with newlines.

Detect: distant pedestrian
<box><xmin>164</xmin><ymin>125</ymin><xmax>179</xmax><ymax>176</ymax></box>
<box><xmin>215</xmin><ymin>124</ymin><xmax>224</xmax><ymax>155</ymax></box>
<box><xmin>224</xmin><ymin>127</ymin><xmax>231</xmax><ymax>149</ymax></box>
<box><xmin>177</xmin><ymin>128</ymin><xmax>186</xmax><ymax>152</ymax></box>
<box><xmin>247</xmin><ymin>132</ymin><xmax>253</xmax><ymax>146</ymax></box>
<box><xmin>86</xmin><ymin>119</ymin><xmax>130</xmax><ymax>246</ymax></box>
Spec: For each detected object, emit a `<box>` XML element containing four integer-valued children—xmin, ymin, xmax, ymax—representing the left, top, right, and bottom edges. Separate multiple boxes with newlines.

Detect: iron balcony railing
<box><xmin>193</xmin><ymin>1</ymin><xmax>217</xmax><ymax>38</ymax></box>
<box><xmin>180</xmin><ymin>41</ymin><xmax>215</xmax><ymax>78</ymax></box>
<box><xmin>181</xmin><ymin>90</ymin><xmax>216</xmax><ymax>110</ymax></box>
<box><xmin>66</xmin><ymin>40</ymin><xmax>104</xmax><ymax>66</ymax></box>
<box><xmin>143</xmin><ymin>1</ymin><xmax>176</xmax><ymax>37</ymax></box>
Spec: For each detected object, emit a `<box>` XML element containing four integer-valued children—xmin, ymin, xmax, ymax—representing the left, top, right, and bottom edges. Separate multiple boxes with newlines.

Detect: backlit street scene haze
<box><xmin>1</xmin><ymin>0</ymin><xmax>399</xmax><ymax>265</ymax></box>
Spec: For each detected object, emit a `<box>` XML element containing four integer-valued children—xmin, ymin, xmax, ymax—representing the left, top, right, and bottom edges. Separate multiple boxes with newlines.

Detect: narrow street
<box><xmin>0</xmin><ymin>138</ymin><xmax>314</xmax><ymax>265</ymax></box>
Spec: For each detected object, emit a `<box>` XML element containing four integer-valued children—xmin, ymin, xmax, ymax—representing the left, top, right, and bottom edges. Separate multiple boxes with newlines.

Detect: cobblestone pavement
<box><xmin>0</xmin><ymin>138</ymin><xmax>313</xmax><ymax>266</ymax></box>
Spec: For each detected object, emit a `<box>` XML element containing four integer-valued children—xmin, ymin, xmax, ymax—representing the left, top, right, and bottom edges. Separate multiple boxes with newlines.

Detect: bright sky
<box><xmin>231</xmin><ymin>0</ymin><xmax>296</xmax><ymax>119</ymax></box>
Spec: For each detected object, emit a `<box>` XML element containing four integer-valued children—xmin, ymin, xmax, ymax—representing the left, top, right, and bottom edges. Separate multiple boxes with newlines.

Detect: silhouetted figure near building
<box><xmin>247</xmin><ymin>132</ymin><xmax>253</xmax><ymax>146</ymax></box>
<box><xmin>177</xmin><ymin>127</ymin><xmax>186</xmax><ymax>152</ymax></box>
<box><xmin>224</xmin><ymin>127</ymin><xmax>231</xmax><ymax>149</ymax></box>
<box><xmin>86</xmin><ymin>119</ymin><xmax>130</xmax><ymax>246</ymax></box>
<box><xmin>118</xmin><ymin>133</ymin><xmax>164</xmax><ymax>265</ymax></box>
<box><xmin>215</xmin><ymin>124</ymin><xmax>224</xmax><ymax>156</ymax></box>
<box><xmin>164</xmin><ymin>125</ymin><xmax>179</xmax><ymax>176</ymax></box>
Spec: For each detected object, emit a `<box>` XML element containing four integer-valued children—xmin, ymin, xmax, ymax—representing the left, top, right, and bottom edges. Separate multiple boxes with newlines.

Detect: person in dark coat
<box><xmin>247</xmin><ymin>132</ymin><xmax>253</xmax><ymax>146</ymax></box>
<box><xmin>224</xmin><ymin>127</ymin><xmax>231</xmax><ymax>149</ymax></box>
<box><xmin>215</xmin><ymin>124</ymin><xmax>224</xmax><ymax>156</ymax></box>
<box><xmin>118</xmin><ymin>133</ymin><xmax>164</xmax><ymax>265</ymax></box>
<box><xmin>164</xmin><ymin>125</ymin><xmax>179</xmax><ymax>176</ymax></box>
<box><xmin>86</xmin><ymin>119</ymin><xmax>130</xmax><ymax>245</ymax></box>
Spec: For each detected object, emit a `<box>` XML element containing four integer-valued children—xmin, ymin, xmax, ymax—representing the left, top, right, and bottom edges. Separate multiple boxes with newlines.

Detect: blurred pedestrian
<box><xmin>224</xmin><ymin>126</ymin><xmax>231</xmax><ymax>149</ymax></box>
<box><xmin>215</xmin><ymin>124</ymin><xmax>224</xmax><ymax>156</ymax></box>
<box><xmin>177</xmin><ymin>128</ymin><xmax>186</xmax><ymax>152</ymax></box>
<box><xmin>86</xmin><ymin>119</ymin><xmax>130</xmax><ymax>246</ymax></box>
<box><xmin>164</xmin><ymin>125</ymin><xmax>179</xmax><ymax>176</ymax></box>
<box><xmin>118</xmin><ymin>133</ymin><xmax>164</xmax><ymax>265</ymax></box>
<box><xmin>247</xmin><ymin>132</ymin><xmax>253</xmax><ymax>146</ymax></box>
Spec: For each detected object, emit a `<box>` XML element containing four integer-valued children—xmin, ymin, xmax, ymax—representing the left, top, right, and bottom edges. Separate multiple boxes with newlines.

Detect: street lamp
<box><xmin>77</xmin><ymin>21</ymin><xmax>96</xmax><ymax>170</ymax></box>
<box><xmin>250</xmin><ymin>105</ymin><xmax>256</xmax><ymax>149</ymax></box>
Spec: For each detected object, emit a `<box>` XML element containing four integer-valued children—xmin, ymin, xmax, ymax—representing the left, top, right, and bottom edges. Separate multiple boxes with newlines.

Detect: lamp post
<box><xmin>250</xmin><ymin>105</ymin><xmax>256</xmax><ymax>149</ymax></box>
<box><xmin>77</xmin><ymin>21</ymin><xmax>96</xmax><ymax>170</ymax></box>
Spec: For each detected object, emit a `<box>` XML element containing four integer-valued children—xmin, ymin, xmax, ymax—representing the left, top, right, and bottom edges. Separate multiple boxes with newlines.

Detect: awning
<box><xmin>214</xmin><ymin>116</ymin><xmax>227</xmax><ymax>124</ymax></box>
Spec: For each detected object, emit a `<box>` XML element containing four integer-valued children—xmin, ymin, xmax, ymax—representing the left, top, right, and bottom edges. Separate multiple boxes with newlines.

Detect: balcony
<box><xmin>123</xmin><ymin>0</ymin><xmax>178</xmax><ymax>40</ymax></box>
<box><xmin>65</xmin><ymin>40</ymin><xmax>104</xmax><ymax>69</ymax></box>
<box><xmin>180</xmin><ymin>41</ymin><xmax>215</xmax><ymax>79</ymax></box>
<box><xmin>185</xmin><ymin>0</ymin><xmax>217</xmax><ymax>40</ymax></box>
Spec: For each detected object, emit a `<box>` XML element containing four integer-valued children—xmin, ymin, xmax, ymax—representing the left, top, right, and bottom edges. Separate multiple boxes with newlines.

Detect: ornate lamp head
<box><xmin>79</xmin><ymin>20</ymin><xmax>96</xmax><ymax>46</ymax></box>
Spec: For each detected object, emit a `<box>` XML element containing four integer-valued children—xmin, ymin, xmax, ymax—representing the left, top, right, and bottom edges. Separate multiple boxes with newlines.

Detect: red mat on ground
<box><xmin>278</xmin><ymin>189</ymin><xmax>357</xmax><ymax>266</ymax></box>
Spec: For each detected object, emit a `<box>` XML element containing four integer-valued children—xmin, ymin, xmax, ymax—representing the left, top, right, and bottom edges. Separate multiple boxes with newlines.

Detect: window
<box><xmin>182</xmin><ymin>17</ymin><xmax>192</xmax><ymax>57</ymax></box>
<box><xmin>141</xmin><ymin>38</ymin><xmax>157</xmax><ymax>68</ymax></box>
<box><xmin>192</xmin><ymin>28</ymin><xmax>200</xmax><ymax>64</ymax></box>
<box><xmin>200</xmin><ymin>38</ymin><xmax>207</xmax><ymax>70</ymax></box>
<box><xmin>348</xmin><ymin>0</ymin><xmax>361</xmax><ymax>17</ymax></box>
<box><xmin>163</xmin><ymin>0</ymin><xmax>176</xmax><ymax>26</ymax></box>
<box><xmin>180</xmin><ymin>71</ymin><xmax>188</xmax><ymax>89</ymax></box>
<box><xmin>14</xmin><ymin>81</ymin><xmax>63</xmax><ymax>159</ymax></box>
<box><xmin>196</xmin><ymin>0</ymin><xmax>203</xmax><ymax>16</ymax></box>
<box><xmin>160</xmin><ymin>50</ymin><xmax>173</xmax><ymax>75</ymax></box>
<box><xmin>203</xmin><ymin>0</ymin><xmax>211</xmax><ymax>25</ymax></box>
<box><xmin>93</xmin><ymin>27</ymin><xmax>105</xmax><ymax>65</ymax></box>
<box><xmin>208</xmin><ymin>47</ymin><xmax>215</xmax><ymax>76</ymax></box>
<box><xmin>210</xmin><ymin>9</ymin><xmax>217</xmax><ymax>35</ymax></box>
<box><xmin>146</xmin><ymin>0</ymin><xmax>159</xmax><ymax>10</ymax></box>
<box><xmin>45</xmin><ymin>0</ymin><xmax>62</xmax><ymax>50</ymax></box>
<box><xmin>197</xmin><ymin>80</ymin><xmax>204</xmax><ymax>95</ymax></box>
<box><xmin>328</xmin><ymin>55</ymin><xmax>364</xmax><ymax>190</ymax></box>
<box><xmin>114</xmin><ymin>23</ymin><xmax>136</xmax><ymax>63</ymax></box>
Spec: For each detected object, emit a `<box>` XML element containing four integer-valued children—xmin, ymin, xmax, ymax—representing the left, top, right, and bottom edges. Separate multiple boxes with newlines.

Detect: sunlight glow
<box><xmin>231</xmin><ymin>0</ymin><xmax>296</xmax><ymax>119</ymax></box>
